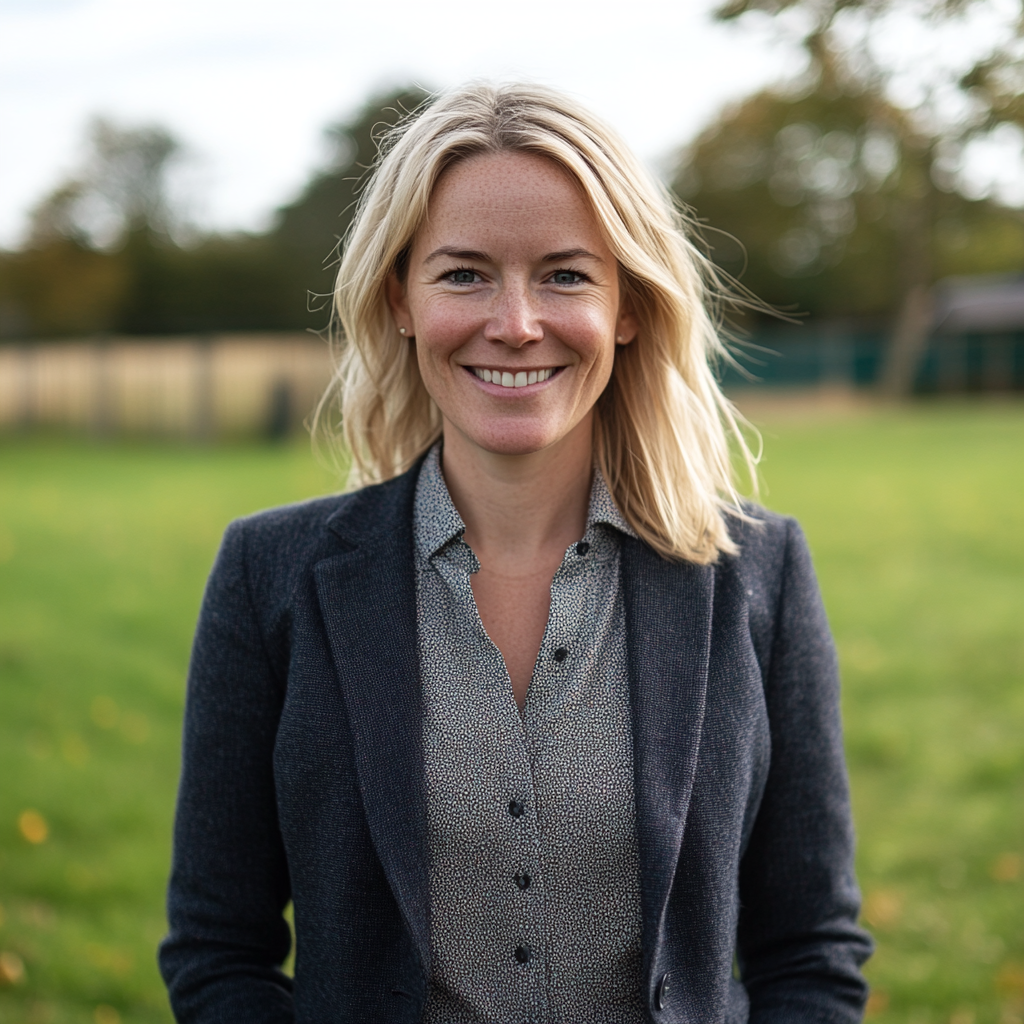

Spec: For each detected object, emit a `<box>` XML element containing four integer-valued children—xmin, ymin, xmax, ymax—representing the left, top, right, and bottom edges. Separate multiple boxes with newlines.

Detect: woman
<box><xmin>160</xmin><ymin>82</ymin><xmax>872</xmax><ymax>1024</ymax></box>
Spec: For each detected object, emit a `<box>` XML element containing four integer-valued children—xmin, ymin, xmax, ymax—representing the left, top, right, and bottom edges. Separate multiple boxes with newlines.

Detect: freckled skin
<box><xmin>387</xmin><ymin>151</ymin><xmax>637</xmax><ymax>708</ymax></box>
<box><xmin>389</xmin><ymin>150</ymin><xmax>636</xmax><ymax>457</ymax></box>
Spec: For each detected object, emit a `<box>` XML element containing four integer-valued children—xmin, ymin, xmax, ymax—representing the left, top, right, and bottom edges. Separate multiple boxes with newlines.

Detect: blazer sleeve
<box><xmin>737</xmin><ymin>518</ymin><xmax>873</xmax><ymax>1024</ymax></box>
<box><xmin>159</xmin><ymin>519</ymin><xmax>295</xmax><ymax>1023</ymax></box>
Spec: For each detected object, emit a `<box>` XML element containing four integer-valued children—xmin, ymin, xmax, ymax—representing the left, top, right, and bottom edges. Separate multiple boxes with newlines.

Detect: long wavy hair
<box><xmin>313</xmin><ymin>81</ymin><xmax>759</xmax><ymax>563</ymax></box>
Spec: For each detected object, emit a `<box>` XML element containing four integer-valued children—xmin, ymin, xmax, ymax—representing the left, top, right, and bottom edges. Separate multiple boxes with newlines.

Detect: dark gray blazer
<box><xmin>159</xmin><ymin>462</ymin><xmax>872</xmax><ymax>1024</ymax></box>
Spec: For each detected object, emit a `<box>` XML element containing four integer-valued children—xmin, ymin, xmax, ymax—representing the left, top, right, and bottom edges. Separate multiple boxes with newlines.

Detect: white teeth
<box><xmin>473</xmin><ymin>367</ymin><xmax>556</xmax><ymax>387</ymax></box>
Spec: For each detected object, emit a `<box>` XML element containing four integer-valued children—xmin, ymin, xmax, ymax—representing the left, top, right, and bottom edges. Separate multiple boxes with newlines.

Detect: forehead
<box><xmin>417</xmin><ymin>150</ymin><xmax>606</xmax><ymax>248</ymax></box>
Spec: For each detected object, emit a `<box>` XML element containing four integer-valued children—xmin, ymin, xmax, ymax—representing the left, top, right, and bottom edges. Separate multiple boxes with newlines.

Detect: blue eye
<box><xmin>551</xmin><ymin>270</ymin><xmax>584</xmax><ymax>285</ymax></box>
<box><xmin>447</xmin><ymin>268</ymin><xmax>478</xmax><ymax>284</ymax></box>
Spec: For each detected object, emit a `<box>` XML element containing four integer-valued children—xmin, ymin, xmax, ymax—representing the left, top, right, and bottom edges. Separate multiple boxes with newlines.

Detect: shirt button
<box><xmin>514</xmin><ymin>944</ymin><xmax>531</xmax><ymax>964</ymax></box>
<box><xmin>553</xmin><ymin>647</ymin><xmax>568</xmax><ymax>662</ymax></box>
<box><xmin>508</xmin><ymin>799</ymin><xmax>525</xmax><ymax>818</ymax></box>
<box><xmin>514</xmin><ymin>872</ymin><xmax>531</xmax><ymax>890</ymax></box>
<box><xmin>575</xmin><ymin>541</ymin><xmax>590</xmax><ymax>556</ymax></box>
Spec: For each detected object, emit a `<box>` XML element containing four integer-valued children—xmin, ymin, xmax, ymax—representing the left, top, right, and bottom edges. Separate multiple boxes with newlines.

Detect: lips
<box><xmin>471</xmin><ymin>367</ymin><xmax>557</xmax><ymax>388</ymax></box>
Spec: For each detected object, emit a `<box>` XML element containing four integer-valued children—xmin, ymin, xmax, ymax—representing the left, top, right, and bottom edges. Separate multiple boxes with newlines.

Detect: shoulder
<box><xmin>720</xmin><ymin>502</ymin><xmax>801</xmax><ymax>583</ymax></box>
<box><xmin>219</xmin><ymin>465</ymin><xmax>421</xmax><ymax>585</ymax></box>
<box><xmin>716</xmin><ymin>504</ymin><xmax>822</xmax><ymax>647</ymax></box>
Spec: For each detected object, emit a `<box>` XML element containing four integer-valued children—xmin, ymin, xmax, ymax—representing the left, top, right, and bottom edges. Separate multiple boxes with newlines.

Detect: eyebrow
<box><xmin>424</xmin><ymin>247</ymin><xmax>490</xmax><ymax>264</ymax></box>
<box><xmin>544</xmin><ymin>248</ymin><xmax>604</xmax><ymax>263</ymax></box>
<box><xmin>423</xmin><ymin>245</ymin><xmax>605</xmax><ymax>264</ymax></box>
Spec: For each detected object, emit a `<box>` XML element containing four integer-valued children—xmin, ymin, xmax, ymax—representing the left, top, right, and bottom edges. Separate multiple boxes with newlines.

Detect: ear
<box><xmin>386</xmin><ymin>271</ymin><xmax>412</xmax><ymax>337</ymax></box>
<box><xmin>615</xmin><ymin>298</ymin><xmax>639</xmax><ymax>346</ymax></box>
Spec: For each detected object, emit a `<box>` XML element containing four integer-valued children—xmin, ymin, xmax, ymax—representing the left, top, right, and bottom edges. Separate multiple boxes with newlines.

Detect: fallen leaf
<box><xmin>0</xmin><ymin>951</ymin><xmax>25</xmax><ymax>986</ymax></box>
<box><xmin>991</xmin><ymin>854</ymin><xmax>1021</xmax><ymax>883</ymax></box>
<box><xmin>866</xmin><ymin>991</ymin><xmax>889</xmax><ymax>1016</ymax></box>
<box><xmin>18</xmin><ymin>810</ymin><xmax>48</xmax><ymax>844</ymax></box>
<box><xmin>863</xmin><ymin>889</ymin><xmax>903</xmax><ymax>929</ymax></box>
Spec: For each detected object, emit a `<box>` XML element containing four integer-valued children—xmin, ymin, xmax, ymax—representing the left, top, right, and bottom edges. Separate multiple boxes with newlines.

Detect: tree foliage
<box><xmin>664</xmin><ymin>0</ymin><xmax>1023</xmax><ymax>394</ymax></box>
<box><xmin>673</xmin><ymin>82</ymin><xmax>1024</xmax><ymax>320</ymax></box>
<box><xmin>28</xmin><ymin>117</ymin><xmax>184</xmax><ymax>249</ymax></box>
<box><xmin>0</xmin><ymin>87</ymin><xmax>429</xmax><ymax>338</ymax></box>
<box><xmin>269</xmin><ymin>85</ymin><xmax>430</xmax><ymax>325</ymax></box>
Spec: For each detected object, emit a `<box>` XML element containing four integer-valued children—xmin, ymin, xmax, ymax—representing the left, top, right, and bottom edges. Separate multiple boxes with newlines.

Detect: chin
<box><xmin>462</xmin><ymin>420</ymin><xmax>564</xmax><ymax>458</ymax></box>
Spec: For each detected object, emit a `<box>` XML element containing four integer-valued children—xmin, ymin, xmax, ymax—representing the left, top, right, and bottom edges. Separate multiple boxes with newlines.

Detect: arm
<box><xmin>738</xmin><ymin>518</ymin><xmax>873</xmax><ymax>1024</ymax></box>
<box><xmin>159</xmin><ymin>520</ymin><xmax>294</xmax><ymax>1023</ymax></box>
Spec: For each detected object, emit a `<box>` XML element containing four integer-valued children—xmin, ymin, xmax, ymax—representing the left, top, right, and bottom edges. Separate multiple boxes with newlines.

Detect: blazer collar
<box><xmin>313</xmin><ymin>466</ymin><xmax>716</xmax><ymax>986</ymax></box>
<box><xmin>314</xmin><ymin>464</ymin><xmax>432</xmax><ymax>973</ymax></box>
<box><xmin>621</xmin><ymin>535</ymin><xmax>714</xmax><ymax>984</ymax></box>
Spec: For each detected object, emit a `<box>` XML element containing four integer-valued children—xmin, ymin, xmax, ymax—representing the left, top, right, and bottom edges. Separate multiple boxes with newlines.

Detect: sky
<box><xmin>0</xmin><ymin>0</ymin><xmax>803</xmax><ymax>248</ymax></box>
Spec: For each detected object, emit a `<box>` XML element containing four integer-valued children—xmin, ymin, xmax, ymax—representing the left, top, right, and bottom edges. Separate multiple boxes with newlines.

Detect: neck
<box><xmin>440</xmin><ymin>417</ymin><xmax>594</xmax><ymax>562</ymax></box>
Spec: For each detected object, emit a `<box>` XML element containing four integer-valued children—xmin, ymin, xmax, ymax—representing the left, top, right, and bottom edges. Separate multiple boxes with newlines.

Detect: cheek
<box><xmin>557</xmin><ymin>291</ymin><xmax>618</xmax><ymax>339</ymax></box>
<box><xmin>413</xmin><ymin>301</ymin><xmax>477</xmax><ymax>358</ymax></box>
<box><xmin>565</xmin><ymin>308</ymin><xmax>618</xmax><ymax>368</ymax></box>
<box><xmin>413</xmin><ymin>315</ymin><xmax>470</xmax><ymax>398</ymax></box>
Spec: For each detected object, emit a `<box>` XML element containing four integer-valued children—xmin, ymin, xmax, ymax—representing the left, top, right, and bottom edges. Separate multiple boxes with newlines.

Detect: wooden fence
<box><xmin>0</xmin><ymin>334</ymin><xmax>334</xmax><ymax>439</ymax></box>
<box><xmin>3</xmin><ymin>327</ymin><xmax>1021</xmax><ymax>442</ymax></box>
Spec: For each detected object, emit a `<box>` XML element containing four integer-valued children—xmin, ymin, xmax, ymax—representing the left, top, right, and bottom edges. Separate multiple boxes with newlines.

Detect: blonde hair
<box><xmin>315</xmin><ymin>81</ymin><xmax>758</xmax><ymax>563</ymax></box>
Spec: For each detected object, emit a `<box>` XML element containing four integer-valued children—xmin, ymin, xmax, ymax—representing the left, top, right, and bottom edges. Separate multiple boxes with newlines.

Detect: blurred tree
<box><xmin>269</xmin><ymin>85</ymin><xmax>430</xmax><ymax>329</ymax></box>
<box><xmin>1</xmin><ymin>117</ymin><xmax>185</xmax><ymax>337</ymax></box>
<box><xmin>705</xmin><ymin>0</ymin><xmax>1024</xmax><ymax>391</ymax></box>
<box><xmin>673</xmin><ymin>80</ymin><xmax>1024</xmax><ymax>318</ymax></box>
<box><xmin>0</xmin><ymin>87</ymin><xmax>431</xmax><ymax>337</ymax></box>
<box><xmin>116</xmin><ymin>233</ymin><xmax>297</xmax><ymax>334</ymax></box>
<box><xmin>28</xmin><ymin>117</ymin><xmax>184</xmax><ymax>249</ymax></box>
<box><xmin>0</xmin><ymin>239</ymin><xmax>128</xmax><ymax>336</ymax></box>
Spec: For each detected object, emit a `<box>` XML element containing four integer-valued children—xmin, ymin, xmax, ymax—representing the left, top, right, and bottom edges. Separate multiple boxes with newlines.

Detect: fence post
<box><xmin>937</xmin><ymin>337</ymin><xmax>967</xmax><ymax>393</ymax></box>
<box><xmin>91</xmin><ymin>336</ymin><xmax>113</xmax><ymax>437</ymax></box>
<box><xmin>983</xmin><ymin>334</ymin><xmax>1013</xmax><ymax>391</ymax></box>
<box><xmin>266</xmin><ymin>377</ymin><xmax>292</xmax><ymax>442</ymax></box>
<box><xmin>880</xmin><ymin>285</ymin><xmax>933</xmax><ymax>396</ymax></box>
<box><xmin>820</xmin><ymin>322</ymin><xmax>854</xmax><ymax>388</ymax></box>
<box><xmin>17</xmin><ymin>344</ymin><xmax>36</xmax><ymax>430</ymax></box>
<box><xmin>193</xmin><ymin>336</ymin><xmax>215</xmax><ymax>442</ymax></box>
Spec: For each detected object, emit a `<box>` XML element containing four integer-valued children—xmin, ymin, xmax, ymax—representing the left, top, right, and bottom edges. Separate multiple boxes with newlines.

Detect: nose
<box><xmin>483</xmin><ymin>280</ymin><xmax>544</xmax><ymax>348</ymax></box>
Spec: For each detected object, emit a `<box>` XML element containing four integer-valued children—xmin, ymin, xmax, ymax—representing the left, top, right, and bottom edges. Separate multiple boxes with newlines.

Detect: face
<box><xmin>387</xmin><ymin>150</ymin><xmax>637</xmax><ymax>459</ymax></box>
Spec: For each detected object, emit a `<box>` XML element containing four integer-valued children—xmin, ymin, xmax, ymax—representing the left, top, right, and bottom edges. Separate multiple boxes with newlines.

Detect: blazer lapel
<box><xmin>313</xmin><ymin>470</ymin><xmax>431</xmax><ymax>973</ymax></box>
<box><xmin>622</xmin><ymin>536</ymin><xmax>715</xmax><ymax>979</ymax></box>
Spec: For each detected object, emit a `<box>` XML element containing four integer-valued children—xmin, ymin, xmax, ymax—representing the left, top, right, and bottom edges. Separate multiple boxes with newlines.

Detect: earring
<box><xmin>399</xmin><ymin>327</ymin><xmax>407</xmax><ymax>335</ymax></box>
<box><xmin>616</xmin><ymin>335</ymin><xmax>624</xmax><ymax>342</ymax></box>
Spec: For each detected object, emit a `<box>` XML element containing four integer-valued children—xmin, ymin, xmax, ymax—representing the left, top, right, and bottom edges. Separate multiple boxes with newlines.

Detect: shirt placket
<box><xmin>520</xmin><ymin>534</ymin><xmax>600</xmax><ymax>1023</ymax></box>
<box><xmin>524</xmin><ymin>532</ymin><xmax>597</xmax><ymax>745</ymax></box>
<box><xmin>434</xmin><ymin>543</ymin><xmax>550</xmax><ymax>1023</ymax></box>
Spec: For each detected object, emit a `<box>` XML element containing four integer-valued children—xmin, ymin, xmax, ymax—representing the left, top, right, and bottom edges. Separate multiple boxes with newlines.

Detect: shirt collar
<box><xmin>585</xmin><ymin>466</ymin><xmax>637</xmax><ymax>540</ymax></box>
<box><xmin>413</xmin><ymin>443</ymin><xmax>467</xmax><ymax>561</ymax></box>
<box><xmin>413</xmin><ymin>442</ymin><xmax>637</xmax><ymax>562</ymax></box>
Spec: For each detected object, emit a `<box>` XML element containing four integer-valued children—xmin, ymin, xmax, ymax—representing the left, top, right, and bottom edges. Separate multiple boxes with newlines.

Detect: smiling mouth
<box><xmin>470</xmin><ymin>367</ymin><xmax>558</xmax><ymax>388</ymax></box>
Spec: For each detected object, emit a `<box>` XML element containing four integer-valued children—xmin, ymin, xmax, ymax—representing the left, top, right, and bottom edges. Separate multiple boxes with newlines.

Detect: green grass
<box><xmin>750</xmin><ymin>402</ymin><xmax>1024</xmax><ymax>1024</ymax></box>
<box><xmin>0</xmin><ymin>439</ymin><xmax>338</xmax><ymax>1024</ymax></box>
<box><xmin>0</xmin><ymin>403</ymin><xmax>1022</xmax><ymax>1024</ymax></box>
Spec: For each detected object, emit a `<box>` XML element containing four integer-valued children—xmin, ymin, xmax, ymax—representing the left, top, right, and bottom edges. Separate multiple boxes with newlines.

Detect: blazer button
<box><xmin>655</xmin><ymin>971</ymin><xmax>671</xmax><ymax>1011</ymax></box>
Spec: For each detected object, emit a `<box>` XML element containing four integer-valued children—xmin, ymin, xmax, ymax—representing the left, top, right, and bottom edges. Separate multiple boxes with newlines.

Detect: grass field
<box><xmin>0</xmin><ymin>402</ymin><xmax>1022</xmax><ymax>1024</ymax></box>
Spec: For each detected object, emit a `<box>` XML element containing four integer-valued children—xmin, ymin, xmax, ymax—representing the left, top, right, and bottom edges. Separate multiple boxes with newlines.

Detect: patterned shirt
<box><xmin>413</xmin><ymin>445</ymin><xmax>646</xmax><ymax>1024</ymax></box>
